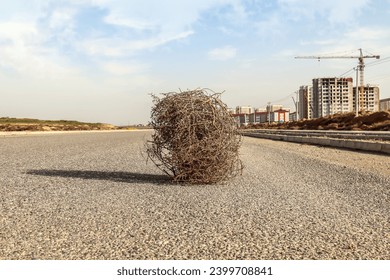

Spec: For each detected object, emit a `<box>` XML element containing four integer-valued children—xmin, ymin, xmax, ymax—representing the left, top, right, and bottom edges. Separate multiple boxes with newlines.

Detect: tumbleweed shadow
<box><xmin>26</xmin><ymin>169</ymin><xmax>170</xmax><ymax>185</ymax></box>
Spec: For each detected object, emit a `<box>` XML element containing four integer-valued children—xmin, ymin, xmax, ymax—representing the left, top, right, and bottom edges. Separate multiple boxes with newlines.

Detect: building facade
<box><xmin>312</xmin><ymin>77</ymin><xmax>354</xmax><ymax>118</ymax></box>
<box><xmin>235</xmin><ymin>106</ymin><xmax>253</xmax><ymax>114</ymax></box>
<box><xmin>290</xmin><ymin>112</ymin><xmax>297</xmax><ymax>122</ymax></box>
<box><xmin>269</xmin><ymin>109</ymin><xmax>290</xmax><ymax>123</ymax></box>
<box><xmin>298</xmin><ymin>85</ymin><xmax>313</xmax><ymax>119</ymax></box>
<box><xmin>311</xmin><ymin>77</ymin><xmax>380</xmax><ymax>118</ymax></box>
<box><xmin>233</xmin><ymin>114</ymin><xmax>249</xmax><ymax>126</ymax></box>
<box><xmin>380</xmin><ymin>97</ymin><xmax>390</xmax><ymax>111</ymax></box>
<box><xmin>232</xmin><ymin>105</ymin><xmax>290</xmax><ymax>126</ymax></box>
<box><xmin>353</xmin><ymin>85</ymin><xmax>380</xmax><ymax>112</ymax></box>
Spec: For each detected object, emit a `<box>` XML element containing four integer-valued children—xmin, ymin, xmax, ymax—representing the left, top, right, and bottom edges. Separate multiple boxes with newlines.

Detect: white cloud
<box><xmin>0</xmin><ymin>0</ymin><xmax>248</xmax><ymax>94</ymax></box>
<box><xmin>309</xmin><ymin>27</ymin><xmax>390</xmax><ymax>55</ymax></box>
<box><xmin>0</xmin><ymin>22</ymin><xmax>38</xmax><ymax>45</ymax></box>
<box><xmin>48</xmin><ymin>7</ymin><xmax>77</xmax><ymax>29</ymax></box>
<box><xmin>299</xmin><ymin>39</ymin><xmax>338</xmax><ymax>46</ymax></box>
<box><xmin>0</xmin><ymin>20</ymin><xmax>76</xmax><ymax>78</ymax></box>
<box><xmin>1</xmin><ymin>0</ymin><xmax>248</xmax><ymax>61</ymax></box>
<box><xmin>345</xmin><ymin>27</ymin><xmax>390</xmax><ymax>42</ymax></box>
<box><xmin>98</xmin><ymin>1</ymin><xmax>241</xmax><ymax>50</ymax></box>
<box><xmin>208</xmin><ymin>46</ymin><xmax>237</xmax><ymax>61</ymax></box>
<box><xmin>104</xmin><ymin>14</ymin><xmax>155</xmax><ymax>31</ymax></box>
<box><xmin>277</xmin><ymin>0</ymin><xmax>370</xmax><ymax>25</ymax></box>
<box><xmin>256</xmin><ymin>13</ymin><xmax>283</xmax><ymax>37</ymax></box>
<box><xmin>81</xmin><ymin>30</ymin><xmax>194</xmax><ymax>57</ymax></box>
<box><xmin>216</xmin><ymin>0</ymin><xmax>249</xmax><ymax>25</ymax></box>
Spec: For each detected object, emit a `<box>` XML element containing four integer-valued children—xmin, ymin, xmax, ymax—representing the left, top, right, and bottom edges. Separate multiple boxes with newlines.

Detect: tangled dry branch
<box><xmin>146</xmin><ymin>89</ymin><xmax>243</xmax><ymax>184</ymax></box>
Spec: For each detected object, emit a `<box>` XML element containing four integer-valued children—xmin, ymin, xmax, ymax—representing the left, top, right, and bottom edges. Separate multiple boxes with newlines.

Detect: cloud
<box><xmin>103</xmin><ymin>14</ymin><xmax>155</xmax><ymax>31</ymax></box>
<box><xmin>75</xmin><ymin>0</ymin><xmax>238</xmax><ymax>50</ymax></box>
<box><xmin>0</xmin><ymin>0</ymin><xmax>253</xmax><ymax>95</ymax></box>
<box><xmin>0</xmin><ymin>20</ymin><xmax>75</xmax><ymax>78</ymax></box>
<box><xmin>256</xmin><ymin>13</ymin><xmax>283</xmax><ymax>37</ymax></box>
<box><xmin>307</xmin><ymin>27</ymin><xmax>390</xmax><ymax>55</ymax></box>
<box><xmin>0</xmin><ymin>21</ymin><xmax>38</xmax><ymax>44</ymax></box>
<box><xmin>277</xmin><ymin>0</ymin><xmax>370</xmax><ymax>25</ymax></box>
<box><xmin>299</xmin><ymin>39</ymin><xmax>338</xmax><ymax>46</ymax></box>
<box><xmin>0</xmin><ymin>0</ymin><xmax>250</xmax><ymax>63</ymax></box>
<box><xmin>208</xmin><ymin>46</ymin><xmax>237</xmax><ymax>61</ymax></box>
<box><xmin>81</xmin><ymin>30</ymin><xmax>194</xmax><ymax>57</ymax></box>
<box><xmin>345</xmin><ymin>27</ymin><xmax>390</xmax><ymax>42</ymax></box>
<box><xmin>48</xmin><ymin>7</ymin><xmax>77</xmax><ymax>29</ymax></box>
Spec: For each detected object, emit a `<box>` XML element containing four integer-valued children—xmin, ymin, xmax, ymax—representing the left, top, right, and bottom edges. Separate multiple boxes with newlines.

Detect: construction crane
<box><xmin>295</xmin><ymin>48</ymin><xmax>380</xmax><ymax>115</ymax></box>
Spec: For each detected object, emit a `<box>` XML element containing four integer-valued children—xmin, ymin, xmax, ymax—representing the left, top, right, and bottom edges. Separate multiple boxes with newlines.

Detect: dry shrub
<box><xmin>146</xmin><ymin>89</ymin><xmax>243</xmax><ymax>184</ymax></box>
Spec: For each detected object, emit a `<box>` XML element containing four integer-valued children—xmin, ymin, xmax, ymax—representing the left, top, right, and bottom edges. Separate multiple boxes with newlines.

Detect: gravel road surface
<box><xmin>0</xmin><ymin>131</ymin><xmax>389</xmax><ymax>259</ymax></box>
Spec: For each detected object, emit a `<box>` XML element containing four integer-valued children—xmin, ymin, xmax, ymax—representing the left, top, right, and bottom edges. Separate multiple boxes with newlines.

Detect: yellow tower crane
<box><xmin>295</xmin><ymin>48</ymin><xmax>380</xmax><ymax>115</ymax></box>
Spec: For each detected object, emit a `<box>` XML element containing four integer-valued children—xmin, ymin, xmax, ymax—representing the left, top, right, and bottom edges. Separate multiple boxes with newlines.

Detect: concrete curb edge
<box><xmin>242</xmin><ymin>132</ymin><xmax>390</xmax><ymax>155</ymax></box>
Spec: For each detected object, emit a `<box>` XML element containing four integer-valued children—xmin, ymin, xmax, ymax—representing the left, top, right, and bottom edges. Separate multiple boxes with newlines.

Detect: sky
<box><xmin>1</xmin><ymin>0</ymin><xmax>390</xmax><ymax>125</ymax></box>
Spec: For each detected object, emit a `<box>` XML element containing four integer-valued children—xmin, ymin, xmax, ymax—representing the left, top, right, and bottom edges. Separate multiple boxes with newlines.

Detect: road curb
<box><xmin>242</xmin><ymin>132</ymin><xmax>390</xmax><ymax>155</ymax></box>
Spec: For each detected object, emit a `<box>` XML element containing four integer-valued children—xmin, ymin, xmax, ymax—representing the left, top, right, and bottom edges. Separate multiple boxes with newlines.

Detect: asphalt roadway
<box><xmin>0</xmin><ymin>131</ymin><xmax>389</xmax><ymax>259</ymax></box>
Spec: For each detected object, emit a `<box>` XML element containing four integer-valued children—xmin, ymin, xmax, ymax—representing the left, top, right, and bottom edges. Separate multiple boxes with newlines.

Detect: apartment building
<box><xmin>248</xmin><ymin>108</ymin><xmax>267</xmax><ymax>123</ymax></box>
<box><xmin>352</xmin><ymin>85</ymin><xmax>380</xmax><ymax>112</ymax></box>
<box><xmin>232</xmin><ymin>105</ymin><xmax>290</xmax><ymax>126</ymax></box>
<box><xmin>266</xmin><ymin>104</ymin><xmax>283</xmax><ymax>112</ymax></box>
<box><xmin>311</xmin><ymin>77</ymin><xmax>380</xmax><ymax>118</ymax></box>
<box><xmin>298</xmin><ymin>85</ymin><xmax>313</xmax><ymax>119</ymax></box>
<box><xmin>269</xmin><ymin>108</ymin><xmax>290</xmax><ymax>123</ymax></box>
<box><xmin>290</xmin><ymin>112</ymin><xmax>297</xmax><ymax>122</ymax></box>
<box><xmin>248</xmin><ymin>111</ymin><xmax>267</xmax><ymax>123</ymax></box>
<box><xmin>380</xmin><ymin>97</ymin><xmax>390</xmax><ymax>111</ymax></box>
<box><xmin>312</xmin><ymin>77</ymin><xmax>354</xmax><ymax>118</ymax></box>
<box><xmin>233</xmin><ymin>114</ymin><xmax>249</xmax><ymax>126</ymax></box>
<box><xmin>235</xmin><ymin>106</ymin><xmax>253</xmax><ymax>114</ymax></box>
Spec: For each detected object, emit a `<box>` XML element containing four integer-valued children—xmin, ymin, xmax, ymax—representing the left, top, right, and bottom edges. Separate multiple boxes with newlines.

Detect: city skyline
<box><xmin>1</xmin><ymin>0</ymin><xmax>390</xmax><ymax>125</ymax></box>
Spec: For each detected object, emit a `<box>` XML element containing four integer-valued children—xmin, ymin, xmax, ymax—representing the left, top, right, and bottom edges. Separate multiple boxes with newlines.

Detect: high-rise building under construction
<box><xmin>312</xmin><ymin>77</ymin><xmax>354</xmax><ymax>118</ymax></box>
<box><xmin>353</xmin><ymin>85</ymin><xmax>380</xmax><ymax>112</ymax></box>
<box><xmin>308</xmin><ymin>77</ymin><xmax>380</xmax><ymax>119</ymax></box>
<box><xmin>298</xmin><ymin>85</ymin><xmax>313</xmax><ymax>119</ymax></box>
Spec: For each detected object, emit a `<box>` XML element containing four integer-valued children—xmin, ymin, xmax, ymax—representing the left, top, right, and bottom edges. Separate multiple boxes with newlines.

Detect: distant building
<box><xmin>312</xmin><ymin>77</ymin><xmax>354</xmax><ymax>118</ymax></box>
<box><xmin>266</xmin><ymin>104</ymin><xmax>283</xmax><ymax>112</ymax></box>
<box><xmin>235</xmin><ymin>106</ymin><xmax>253</xmax><ymax>114</ymax></box>
<box><xmin>269</xmin><ymin>108</ymin><xmax>290</xmax><ymax>123</ymax></box>
<box><xmin>249</xmin><ymin>111</ymin><xmax>268</xmax><ymax>123</ymax></box>
<box><xmin>380</xmin><ymin>97</ymin><xmax>390</xmax><ymax>111</ymax></box>
<box><xmin>311</xmin><ymin>77</ymin><xmax>380</xmax><ymax>118</ymax></box>
<box><xmin>298</xmin><ymin>85</ymin><xmax>313</xmax><ymax>120</ymax></box>
<box><xmin>290</xmin><ymin>112</ymin><xmax>297</xmax><ymax>122</ymax></box>
<box><xmin>232</xmin><ymin>105</ymin><xmax>290</xmax><ymax>126</ymax></box>
<box><xmin>353</xmin><ymin>85</ymin><xmax>380</xmax><ymax>112</ymax></box>
<box><xmin>233</xmin><ymin>113</ymin><xmax>250</xmax><ymax>126</ymax></box>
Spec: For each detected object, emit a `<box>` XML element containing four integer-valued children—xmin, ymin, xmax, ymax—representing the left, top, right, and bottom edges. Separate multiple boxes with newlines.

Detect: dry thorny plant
<box><xmin>146</xmin><ymin>88</ymin><xmax>243</xmax><ymax>184</ymax></box>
